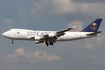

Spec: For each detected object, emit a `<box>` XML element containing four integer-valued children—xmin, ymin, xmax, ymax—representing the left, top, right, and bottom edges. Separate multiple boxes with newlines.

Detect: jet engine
<box><xmin>35</xmin><ymin>41</ymin><xmax>44</xmax><ymax>44</ymax></box>
<box><xmin>48</xmin><ymin>32</ymin><xmax>56</xmax><ymax>37</ymax></box>
<box><xmin>34</xmin><ymin>36</ymin><xmax>43</xmax><ymax>40</ymax></box>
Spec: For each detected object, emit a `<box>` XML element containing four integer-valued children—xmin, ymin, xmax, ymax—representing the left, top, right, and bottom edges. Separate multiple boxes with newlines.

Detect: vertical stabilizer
<box><xmin>81</xmin><ymin>19</ymin><xmax>102</xmax><ymax>32</ymax></box>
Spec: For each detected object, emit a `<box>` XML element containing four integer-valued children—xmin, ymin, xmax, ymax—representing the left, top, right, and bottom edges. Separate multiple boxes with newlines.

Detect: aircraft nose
<box><xmin>2</xmin><ymin>32</ymin><xmax>7</xmax><ymax>37</ymax></box>
<box><xmin>2</xmin><ymin>32</ymin><xmax>5</xmax><ymax>36</ymax></box>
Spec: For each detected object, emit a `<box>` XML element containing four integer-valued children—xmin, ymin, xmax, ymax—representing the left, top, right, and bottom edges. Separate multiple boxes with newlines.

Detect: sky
<box><xmin>0</xmin><ymin>0</ymin><xmax>105</xmax><ymax>70</ymax></box>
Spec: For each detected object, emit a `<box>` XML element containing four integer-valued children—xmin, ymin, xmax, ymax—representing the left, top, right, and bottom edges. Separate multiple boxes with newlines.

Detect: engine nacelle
<box><xmin>34</xmin><ymin>36</ymin><xmax>43</xmax><ymax>40</ymax></box>
<box><xmin>48</xmin><ymin>32</ymin><xmax>56</xmax><ymax>37</ymax></box>
<box><xmin>35</xmin><ymin>41</ymin><xmax>44</xmax><ymax>44</ymax></box>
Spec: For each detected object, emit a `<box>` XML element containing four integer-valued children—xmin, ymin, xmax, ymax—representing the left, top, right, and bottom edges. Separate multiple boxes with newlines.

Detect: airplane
<box><xmin>2</xmin><ymin>19</ymin><xmax>102</xmax><ymax>46</ymax></box>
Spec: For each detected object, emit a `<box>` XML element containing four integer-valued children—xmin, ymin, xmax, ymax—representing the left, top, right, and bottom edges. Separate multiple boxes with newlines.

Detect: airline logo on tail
<box><xmin>90</xmin><ymin>23</ymin><xmax>97</xmax><ymax>31</ymax></box>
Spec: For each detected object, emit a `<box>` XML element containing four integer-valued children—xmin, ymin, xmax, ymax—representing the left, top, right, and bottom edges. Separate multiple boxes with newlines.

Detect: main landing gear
<box><xmin>45</xmin><ymin>41</ymin><xmax>54</xmax><ymax>46</ymax></box>
<box><xmin>12</xmin><ymin>39</ymin><xmax>14</xmax><ymax>44</ymax></box>
<box><xmin>45</xmin><ymin>41</ymin><xmax>49</xmax><ymax>46</ymax></box>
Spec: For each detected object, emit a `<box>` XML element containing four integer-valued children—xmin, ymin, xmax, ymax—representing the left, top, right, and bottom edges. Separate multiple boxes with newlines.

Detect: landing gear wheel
<box><xmin>50</xmin><ymin>43</ymin><xmax>53</xmax><ymax>45</ymax></box>
<box><xmin>12</xmin><ymin>42</ymin><xmax>14</xmax><ymax>44</ymax></box>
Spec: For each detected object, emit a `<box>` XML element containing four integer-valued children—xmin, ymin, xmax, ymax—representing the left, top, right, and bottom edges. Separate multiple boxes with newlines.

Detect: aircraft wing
<box><xmin>30</xmin><ymin>25</ymin><xmax>77</xmax><ymax>46</ymax></box>
<box><xmin>42</xmin><ymin>25</ymin><xmax>77</xmax><ymax>38</ymax></box>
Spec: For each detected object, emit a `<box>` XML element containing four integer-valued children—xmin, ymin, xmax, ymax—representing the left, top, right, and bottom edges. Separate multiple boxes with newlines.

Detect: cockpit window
<box><xmin>8</xmin><ymin>29</ymin><xmax>11</xmax><ymax>31</ymax></box>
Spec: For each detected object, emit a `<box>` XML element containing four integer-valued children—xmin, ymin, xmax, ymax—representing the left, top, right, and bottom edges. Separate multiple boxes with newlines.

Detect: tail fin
<box><xmin>81</xmin><ymin>19</ymin><xmax>102</xmax><ymax>32</ymax></box>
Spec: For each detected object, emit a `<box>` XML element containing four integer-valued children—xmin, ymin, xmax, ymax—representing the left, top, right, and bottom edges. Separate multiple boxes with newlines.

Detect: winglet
<box><xmin>57</xmin><ymin>25</ymin><xmax>77</xmax><ymax>33</ymax></box>
<box><xmin>71</xmin><ymin>25</ymin><xmax>77</xmax><ymax>29</ymax></box>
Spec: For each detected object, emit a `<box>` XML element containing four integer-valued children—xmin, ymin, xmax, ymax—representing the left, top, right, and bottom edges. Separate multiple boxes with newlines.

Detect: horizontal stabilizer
<box><xmin>87</xmin><ymin>31</ymin><xmax>102</xmax><ymax>35</ymax></box>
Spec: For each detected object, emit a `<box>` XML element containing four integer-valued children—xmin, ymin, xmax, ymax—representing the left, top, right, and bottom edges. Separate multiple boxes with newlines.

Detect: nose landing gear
<box><xmin>12</xmin><ymin>39</ymin><xmax>14</xmax><ymax>44</ymax></box>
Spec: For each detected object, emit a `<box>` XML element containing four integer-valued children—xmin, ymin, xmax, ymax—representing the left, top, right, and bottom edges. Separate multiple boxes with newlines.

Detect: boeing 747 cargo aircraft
<box><xmin>2</xmin><ymin>19</ymin><xmax>102</xmax><ymax>46</ymax></box>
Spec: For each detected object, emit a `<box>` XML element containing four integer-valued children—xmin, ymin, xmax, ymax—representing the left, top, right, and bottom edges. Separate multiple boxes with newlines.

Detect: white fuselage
<box><xmin>2</xmin><ymin>29</ymin><xmax>98</xmax><ymax>41</ymax></box>
<box><xmin>2</xmin><ymin>19</ymin><xmax>102</xmax><ymax>46</ymax></box>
